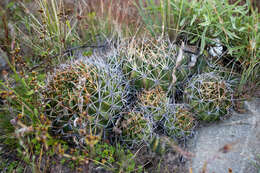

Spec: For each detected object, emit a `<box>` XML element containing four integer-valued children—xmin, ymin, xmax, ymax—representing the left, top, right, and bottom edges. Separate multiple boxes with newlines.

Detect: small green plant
<box><xmin>0</xmin><ymin>161</ymin><xmax>24</xmax><ymax>173</ymax></box>
<box><xmin>94</xmin><ymin>142</ymin><xmax>116</xmax><ymax>164</ymax></box>
<box><xmin>113</xmin><ymin>144</ymin><xmax>137</xmax><ymax>173</ymax></box>
<box><xmin>87</xmin><ymin>142</ymin><xmax>138</xmax><ymax>172</ymax></box>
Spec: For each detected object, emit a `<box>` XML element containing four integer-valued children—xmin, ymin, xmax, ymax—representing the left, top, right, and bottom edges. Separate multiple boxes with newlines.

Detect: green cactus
<box><xmin>137</xmin><ymin>87</ymin><xmax>194</xmax><ymax>139</ymax></box>
<box><xmin>117</xmin><ymin>111</ymin><xmax>152</xmax><ymax>146</ymax></box>
<box><xmin>138</xmin><ymin>86</ymin><xmax>168</xmax><ymax>122</ymax></box>
<box><xmin>42</xmin><ymin>59</ymin><xmax>126</xmax><ymax>145</ymax></box>
<box><xmin>164</xmin><ymin>104</ymin><xmax>195</xmax><ymax>138</ymax></box>
<box><xmin>184</xmin><ymin>72</ymin><xmax>233</xmax><ymax>121</ymax></box>
<box><xmin>122</xmin><ymin>39</ymin><xmax>205</xmax><ymax>97</ymax></box>
<box><xmin>122</xmin><ymin>40</ymin><xmax>177</xmax><ymax>91</ymax></box>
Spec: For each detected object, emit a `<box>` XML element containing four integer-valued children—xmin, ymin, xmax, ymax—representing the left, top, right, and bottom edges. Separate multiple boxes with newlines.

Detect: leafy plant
<box><xmin>87</xmin><ymin>142</ymin><xmax>138</xmax><ymax>172</ymax></box>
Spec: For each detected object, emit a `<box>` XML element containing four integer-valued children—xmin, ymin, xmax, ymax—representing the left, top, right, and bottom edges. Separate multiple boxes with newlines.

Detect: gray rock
<box><xmin>0</xmin><ymin>55</ymin><xmax>7</xmax><ymax>71</ymax></box>
<box><xmin>0</xmin><ymin>48</ymin><xmax>8</xmax><ymax>72</ymax></box>
<box><xmin>187</xmin><ymin>99</ymin><xmax>260</xmax><ymax>173</ymax></box>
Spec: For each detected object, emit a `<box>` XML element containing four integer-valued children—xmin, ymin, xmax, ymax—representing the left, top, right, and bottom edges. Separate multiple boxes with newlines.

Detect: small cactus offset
<box><xmin>114</xmin><ymin>111</ymin><xmax>153</xmax><ymax>147</ymax></box>
<box><xmin>184</xmin><ymin>72</ymin><xmax>234</xmax><ymax>121</ymax></box>
<box><xmin>138</xmin><ymin>86</ymin><xmax>169</xmax><ymax>122</ymax></box>
<box><xmin>164</xmin><ymin>104</ymin><xmax>195</xmax><ymax>138</ymax></box>
<box><xmin>41</xmin><ymin>58</ymin><xmax>126</xmax><ymax>145</ymax></box>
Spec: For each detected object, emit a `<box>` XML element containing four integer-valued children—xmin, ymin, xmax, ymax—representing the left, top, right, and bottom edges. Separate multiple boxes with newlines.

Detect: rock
<box><xmin>187</xmin><ymin>99</ymin><xmax>260</xmax><ymax>173</ymax></box>
<box><xmin>208</xmin><ymin>38</ymin><xmax>223</xmax><ymax>57</ymax></box>
<box><xmin>0</xmin><ymin>51</ymin><xmax>8</xmax><ymax>72</ymax></box>
<box><xmin>0</xmin><ymin>49</ymin><xmax>9</xmax><ymax>83</ymax></box>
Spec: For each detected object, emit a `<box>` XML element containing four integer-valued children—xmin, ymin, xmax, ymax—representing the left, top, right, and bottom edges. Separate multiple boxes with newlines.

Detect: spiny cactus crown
<box><xmin>184</xmin><ymin>72</ymin><xmax>234</xmax><ymax>121</ymax></box>
<box><xmin>42</xmin><ymin>57</ymin><xmax>126</xmax><ymax>145</ymax></box>
<box><xmin>122</xmin><ymin>39</ymin><xmax>178</xmax><ymax>91</ymax></box>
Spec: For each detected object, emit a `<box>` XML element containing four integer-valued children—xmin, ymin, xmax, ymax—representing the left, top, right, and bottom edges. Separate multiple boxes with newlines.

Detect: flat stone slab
<box><xmin>187</xmin><ymin>99</ymin><xmax>260</xmax><ymax>173</ymax></box>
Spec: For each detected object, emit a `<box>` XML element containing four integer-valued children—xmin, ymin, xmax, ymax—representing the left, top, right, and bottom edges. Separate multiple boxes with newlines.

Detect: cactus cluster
<box><xmin>42</xmin><ymin>58</ymin><xmax>126</xmax><ymax>145</ymax></box>
<box><xmin>137</xmin><ymin>87</ymin><xmax>195</xmax><ymax>139</ymax></box>
<box><xmin>184</xmin><ymin>72</ymin><xmax>233</xmax><ymax>121</ymax></box>
<box><xmin>119</xmin><ymin>39</ymin><xmax>197</xmax><ymax>140</ymax></box>
<box><xmin>40</xmin><ymin>38</ymin><xmax>235</xmax><ymax>150</ymax></box>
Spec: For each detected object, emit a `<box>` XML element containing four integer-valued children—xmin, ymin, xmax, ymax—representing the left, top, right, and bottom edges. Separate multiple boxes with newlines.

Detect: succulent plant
<box><xmin>114</xmin><ymin>111</ymin><xmax>153</xmax><ymax>147</ymax></box>
<box><xmin>122</xmin><ymin>39</ymin><xmax>177</xmax><ymax>91</ymax></box>
<box><xmin>164</xmin><ymin>104</ymin><xmax>195</xmax><ymax>138</ymax></box>
<box><xmin>39</xmin><ymin>38</ymin><xmax>235</xmax><ymax>150</ymax></box>
<box><xmin>137</xmin><ymin>87</ymin><xmax>194</xmax><ymax>139</ymax></box>
<box><xmin>41</xmin><ymin>58</ymin><xmax>126</xmax><ymax>145</ymax></box>
<box><xmin>137</xmin><ymin>86</ymin><xmax>168</xmax><ymax>122</ymax></box>
<box><xmin>184</xmin><ymin>72</ymin><xmax>234</xmax><ymax>121</ymax></box>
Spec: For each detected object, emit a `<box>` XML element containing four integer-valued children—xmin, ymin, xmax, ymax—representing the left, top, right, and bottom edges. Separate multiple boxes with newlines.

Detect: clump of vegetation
<box><xmin>0</xmin><ymin>0</ymin><xmax>259</xmax><ymax>172</ymax></box>
<box><xmin>137</xmin><ymin>87</ymin><xmax>195</xmax><ymax>139</ymax></box>
<box><xmin>137</xmin><ymin>0</ymin><xmax>259</xmax><ymax>91</ymax></box>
